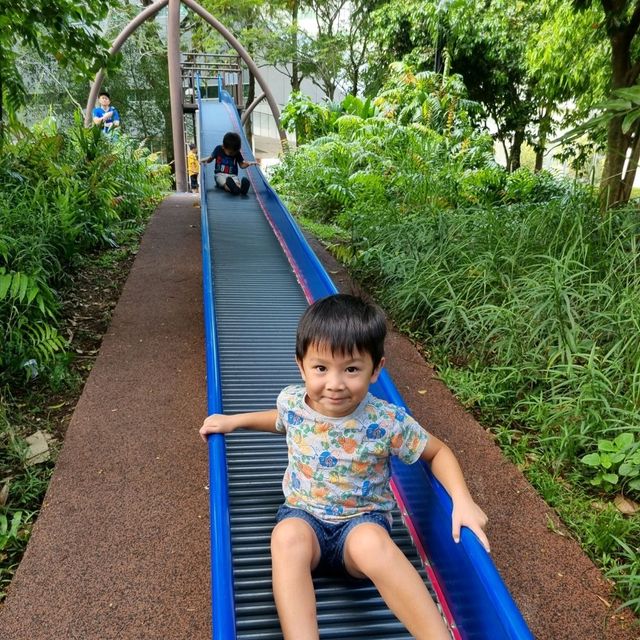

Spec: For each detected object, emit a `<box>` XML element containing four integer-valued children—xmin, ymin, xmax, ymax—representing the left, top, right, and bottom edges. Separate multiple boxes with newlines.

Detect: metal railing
<box><xmin>182</xmin><ymin>52</ymin><xmax>245</xmax><ymax>108</ymax></box>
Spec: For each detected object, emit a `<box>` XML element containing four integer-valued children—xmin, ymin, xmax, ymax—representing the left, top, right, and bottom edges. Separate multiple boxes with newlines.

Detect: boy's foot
<box><xmin>225</xmin><ymin>176</ymin><xmax>241</xmax><ymax>195</ymax></box>
<box><xmin>240</xmin><ymin>177</ymin><xmax>250</xmax><ymax>196</ymax></box>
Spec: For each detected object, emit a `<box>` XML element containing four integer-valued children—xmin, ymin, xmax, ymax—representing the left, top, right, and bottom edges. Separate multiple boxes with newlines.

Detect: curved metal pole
<box><xmin>240</xmin><ymin>92</ymin><xmax>266</xmax><ymax>126</ymax></box>
<box><xmin>84</xmin><ymin>0</ymin><xmax>169</xmax><ymax>126</ymax></box>
<box><xmin>181</xmin><ymin>0</ymin><xmax>289</xmax><ymax>152</ymax></box>
<box><xmin>168</xmin><ymin>0</ymin><xmax>187</xmax><ymax>192</ymax></box>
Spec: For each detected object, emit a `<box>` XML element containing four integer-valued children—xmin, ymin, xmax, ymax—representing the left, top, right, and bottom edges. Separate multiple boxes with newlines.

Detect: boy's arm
<box><xmin>199</xmin><ymin>409</ymin><xmax>278</xmax><ymax>441</ymax></box>
<box><xmin>239</xmin><ymin>160</ymin><xmax>258</xmax><ymax>168</ymax></box>
<box><xmin>420</xmin><ymin>435</ymin><xmax>490</xmax><ymax>552</ymax></box>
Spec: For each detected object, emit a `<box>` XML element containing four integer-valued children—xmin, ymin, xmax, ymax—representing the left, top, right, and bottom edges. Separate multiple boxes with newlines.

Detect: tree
<box><xmin>247</xmin><ymin>0</ymin><xmax>314</xmax><ymax>93</ymax></box>
<box><xmin>526</xmin><ymin>1</ymin><xmax>608</xmax><ymax>171</ymax></box>
<box><xmin>571</xmin><ymin>0</ymin><xmax>640</xmax><ymax>207</ymax></box>
<box><xmin>0</xmin><ymin>0</ymin><xmax>112</xmax><ymax>138</ymax></box>
<box><xmin>368</xmin><ymin>0</ymin><xmax>545</xmax><ymax>171</ymax></box>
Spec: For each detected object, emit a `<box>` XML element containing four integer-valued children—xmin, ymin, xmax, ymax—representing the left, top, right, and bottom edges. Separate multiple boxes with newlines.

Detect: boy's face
<box><xmin>296</xmin><ymin>343</ymin><xmax>384</xmax><ymax>418</ymax></box>
<box><xmin>99</xmin><ymin>95</ymin><xmax>111</xmax><ymax>108</ymax></box>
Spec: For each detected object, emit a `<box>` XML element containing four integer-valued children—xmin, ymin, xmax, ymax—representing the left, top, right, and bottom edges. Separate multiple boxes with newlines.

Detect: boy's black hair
<box><xmin>99</xmin><ymin>91</ymin><xmax>110</xmax><ymax>99</ymax></box>
<box><xmin>189</xmin><ymin>143</ymin><xmax>197</xmax><ymax>150</ymax></box>
<box><xmin>296</xmin><ymin>294</ymin><xmax>386</xmax><ymax>367</ymax></box>
<box><xmin>222</xmin><ymin>131</ymin><xmax>242</xmax><ymax>153</ymax></box>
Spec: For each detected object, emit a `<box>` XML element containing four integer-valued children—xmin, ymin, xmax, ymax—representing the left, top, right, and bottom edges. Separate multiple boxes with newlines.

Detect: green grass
<box><xmin>274</xmin><ymin>109</ymin><xmax>640</xmax><ymax>613</ymax></box>
<box><xmin>0</xmin><ymin>116</ymin><xmax>169</xmax><ymax>602</ymax></box>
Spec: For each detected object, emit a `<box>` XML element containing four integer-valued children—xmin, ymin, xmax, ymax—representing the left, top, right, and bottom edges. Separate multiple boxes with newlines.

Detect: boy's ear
<box><xmin>370</xmin><ymin>357</ymin><xmax>385</xmax><ymax>383</ymax></box>
<box><xmin>295</xmin><ymin>356</ymin><xmax>306</xmax><ymax>381</ymax></box>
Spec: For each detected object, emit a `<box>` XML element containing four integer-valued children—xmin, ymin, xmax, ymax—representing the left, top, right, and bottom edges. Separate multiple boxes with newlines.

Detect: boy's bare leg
<box><xmin>344</xmin><ymin>524</ymin><xmax>451</xmax><ymax>640</ymax></box>
<box><xmin>271</xmin><ymin>518</ymin><xmax>322</xmax><ymax>640</ymax></box>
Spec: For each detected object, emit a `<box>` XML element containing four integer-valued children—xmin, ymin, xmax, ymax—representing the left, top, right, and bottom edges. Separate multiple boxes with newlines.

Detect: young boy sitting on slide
<box><xmin>201</xmin><ymin>131</ymin><xmax>258</xmax><ymax>196</ymax></box>
<box><xmin>200</xmin><ymin>294</ymin><xmax>489</xmax><ymax>640</ymax></box>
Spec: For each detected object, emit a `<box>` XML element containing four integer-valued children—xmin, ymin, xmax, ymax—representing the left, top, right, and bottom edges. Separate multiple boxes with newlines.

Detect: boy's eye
<box><xmin>346</xmin><ymin>366</ymin><xmax>360</xmax><ymax>373</ymax></box>
<box><xmin>314</xmin><ymin>365</ymin><xmax>327</xmax><ymax>372</ymax></box>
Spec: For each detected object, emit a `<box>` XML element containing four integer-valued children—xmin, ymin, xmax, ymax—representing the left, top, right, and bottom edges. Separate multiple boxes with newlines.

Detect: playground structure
<box><xmin>196</xmin><ymin>77</ymin><xmax>535</xmax><ymax>637</ymax></box>
<box><xmin>84</xmin><ymin>0</ymin><xmax>286</xmax><ymax>192</ymax></box>
<box><xmin>82</xmin><ymin>2</ymin><xmax>534</xmax><ymax>636</ymax></box>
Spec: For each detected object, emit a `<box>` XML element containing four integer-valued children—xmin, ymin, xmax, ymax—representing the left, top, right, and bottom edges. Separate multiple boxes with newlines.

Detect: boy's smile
<box><xmin>297</xmin><ymin>343</ymin><xmax>384</xmax><ymax>418</ymax></box>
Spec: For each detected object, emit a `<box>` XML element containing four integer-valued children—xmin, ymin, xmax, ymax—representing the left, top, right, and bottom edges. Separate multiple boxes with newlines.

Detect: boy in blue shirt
<box><xmin>92</xmin><ymin>91</ymin><xmax>120</xmax><ymax>136</ymax></box>
<box><xmin>200</xmin><ymin>294</ymin><xmax>489</xmax><ymax>640</ymax></box>
<box><xmin>201</xmin><ymin>131</ymin><xmax>257</xmax><ymax>195</ymax></box>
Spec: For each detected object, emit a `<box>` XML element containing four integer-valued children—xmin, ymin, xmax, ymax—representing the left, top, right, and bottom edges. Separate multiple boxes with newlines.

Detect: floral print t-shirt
<box><xmin>275</xmin><ymin>384</ymin><xmax>429</xmax><ymax>524</ymax></box>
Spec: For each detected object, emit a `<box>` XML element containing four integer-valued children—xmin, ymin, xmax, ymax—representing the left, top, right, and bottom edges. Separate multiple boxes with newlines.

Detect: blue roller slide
<box><xmin>197</xmin><ymin>79</ymin><xmax>534</xmax><ymax>640</ymax></box>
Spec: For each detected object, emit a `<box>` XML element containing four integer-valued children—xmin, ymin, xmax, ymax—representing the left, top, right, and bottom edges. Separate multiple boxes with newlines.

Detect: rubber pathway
<box><xmin>0</xmin><ymin>194</ymin><xmax>636</xmax><ymax>639</ymax></box>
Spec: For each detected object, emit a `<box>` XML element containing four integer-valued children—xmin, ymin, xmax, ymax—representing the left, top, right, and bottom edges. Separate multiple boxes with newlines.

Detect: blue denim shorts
<box><xmin>275</xmin><ymin>505</ymin><xmax>392</xmax><ymax>573</ymax></box>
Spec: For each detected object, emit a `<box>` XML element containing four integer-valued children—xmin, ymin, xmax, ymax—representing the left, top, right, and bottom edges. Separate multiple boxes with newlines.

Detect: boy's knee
<box><xmin>344</xmin><ymin>524</ymin><xmax>395</xmax><ymax>571</ymax></box>
<box><xmin>271</xmin><ymin>519</ymin><xmax>316</xmax><ymax>559</ymax></box>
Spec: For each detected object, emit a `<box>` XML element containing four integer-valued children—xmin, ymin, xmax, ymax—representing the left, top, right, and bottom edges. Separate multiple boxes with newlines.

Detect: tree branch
<box><xmin>627</xmin><ymin>0</ymin><xmax>640</xmax><ymax>41</ymax></box>
<box><xmin>626</xmin><ymin>58</ymin><xmax>640</xmax><ymax>84</ymax></box>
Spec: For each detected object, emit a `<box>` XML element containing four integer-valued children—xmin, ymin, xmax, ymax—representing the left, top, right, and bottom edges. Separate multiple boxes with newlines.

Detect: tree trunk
<box><xmin>535</xmin><ymin>107</ymin><xmax>552</xmax><ymax>172</ymax></box>
<box><xmin>245</xmin><ymin>71</ymin><xmax>255</xmax><ymax>147</ymax></box>
<box><xmin>509</xmin><ymin>128</ymin><xmax>525</xmax><ymax>172</ymax></box>
<box><xmin>350</xmin><ymin>67</ymin><xmax>359</xmax><ymax>96</ymax></box>
<box><xmin>291</xmin><ymin>0</ymin><xmax>301</xmax><ymax>92</ymax></box>
<box><xmin>600</xmin><ymin>115</ymin><xmax>628</xmax><ymax>208</ymax></box>
<box><xmin>622</xmin><ymin>120</ymin><xmax>640</xmax><ymax>201</ymax></box>
<box><xmin>600</xmin><ymin>30</ymin><xmax>633</xmax><ymax>209</ymax></box>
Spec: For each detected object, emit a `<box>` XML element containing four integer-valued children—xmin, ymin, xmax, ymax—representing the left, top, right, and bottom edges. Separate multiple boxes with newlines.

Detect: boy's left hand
<box><xmin>451</xmin><ymin>496</ymin><xmax>490</xmax><ymax>552</ymax></box>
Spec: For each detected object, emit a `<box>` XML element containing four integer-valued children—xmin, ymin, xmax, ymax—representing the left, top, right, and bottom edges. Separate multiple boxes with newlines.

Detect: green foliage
<box><xmin>274</xmin><ymin>66</ymin><xmax>640</xmax><ymax>610</ymax></box>
<box><xmin>0</xmin><ymin>0</ymin><xmax>113</xmax><ymax>132</ymax></box>
<box><xmin>281</xmin><ymin>93</ymin><xmax>337</xmax><ymax>144</ymax></box>
<box><xmin>0</xmin><ymin>115</ymin><xmax>170</xmax><ymax>385</ymax></box>
<box><xmin>0</xmin><ymin>401</ymin><xmax>52</xmax><ymax>600</ymax></box>
<box><xmin>581</xmin><ymin>434</ymin><xmax>640</xmax><ymax>493</ymax></box>
<box><xmin>558</xmin><ymin>84</ymin><xmax>640</xmax><ymax>146</ymax></box>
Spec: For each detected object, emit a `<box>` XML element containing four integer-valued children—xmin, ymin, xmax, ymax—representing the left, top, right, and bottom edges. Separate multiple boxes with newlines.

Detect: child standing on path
<box><xmin>201</xmin><ymin>131</ymin><xmax>258</xmax><ymax>195</ymax></box>
<box><xmin>200</xmin><ymin>294</ymin><xmax>489</xmax><ymax>640</ymax></box>
<box><xmin>187</xmin><ymin>143</ymin><xmax>200</xmax><ymax>194</ymax></box>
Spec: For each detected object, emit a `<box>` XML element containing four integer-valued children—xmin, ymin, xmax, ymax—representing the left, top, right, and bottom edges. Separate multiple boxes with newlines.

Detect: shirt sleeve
<box><xmin>389</xmin><ymin>405</ymin><xmax>429</xmax><ymax>464</ymax></box>
<box><xmin>274</xmin><ymin>388</ymin><xmax>288</xmax><ymax>433</ymax></box>
<box><xmin>112</xmin><ymin>108</ymin><xmax>120</xmax><ymax>122</ymax></box>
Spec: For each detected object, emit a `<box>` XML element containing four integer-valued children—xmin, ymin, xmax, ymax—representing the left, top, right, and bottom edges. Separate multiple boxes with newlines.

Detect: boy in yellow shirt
<box><xmin>187</xmin><ymin>144</ymin><xmax>199</xmax><ymax>194</ymax></box>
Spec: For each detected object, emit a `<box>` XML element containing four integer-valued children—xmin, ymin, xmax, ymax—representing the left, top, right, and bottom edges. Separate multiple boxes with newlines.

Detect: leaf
<box><xmin>612</xmin><ymin>86</ymin><xmax>640</xmax><ymax>103</ymax></box>
<box><xmin>619</xmin><ymin>463</ymin><xmax>639</xmax><ymax>477</ymax></box>
<box><xmin>614</xmin><ymin>432</ymin><xmax>634</xmax><ymax>450</ymax></box>
<box><xmin>598</xmin><ymin>439</ymin><xmax>616</xmax><ymax>452</ymax></box>
<box><xmin>582</xmin><ymin>452</ymin><xmax>601</xmax><ymax>467</ymax></box>
<box><xmin>17</xmin><ymin>273</ymin><xmax>29</xmax><ymax>302</ymax></box>
<box><xmin>602</xmin><ymin>473</ymin><xmax>619</xmax><ymax>485</ymax></box>
<box><xmin>621</xmin><ymin>109</ymin><xmax>640</xmax><ymax>134</ymax></box>
<box><xmin>600</xmin><ymin>453</ymin><xmax>612</xmax><ymax>469</ymax></box>
<box><xmin>0</xmin><ymin>273</ymin><xmax>11</xmax><ymax>299</ymax></box>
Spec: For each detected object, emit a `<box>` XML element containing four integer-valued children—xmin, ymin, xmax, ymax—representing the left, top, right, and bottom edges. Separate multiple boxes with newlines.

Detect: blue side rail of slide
<box><xmin>197</xmin><ymin>79</ymin><xmax>534</xmax><ymax>640</ymax></box>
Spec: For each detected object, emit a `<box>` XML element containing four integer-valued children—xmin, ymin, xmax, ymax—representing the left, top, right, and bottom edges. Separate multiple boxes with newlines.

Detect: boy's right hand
<box><xmin>200</xmin><ymin>414</ymin><xmax>237</xmax><ymax>441</ymax></box>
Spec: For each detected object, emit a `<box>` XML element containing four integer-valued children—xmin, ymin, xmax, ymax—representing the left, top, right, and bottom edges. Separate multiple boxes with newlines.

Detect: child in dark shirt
<box><xmin>202</xmin><ymin>131</ymin><xmax>258</xmax><ymax>195</ymax></box>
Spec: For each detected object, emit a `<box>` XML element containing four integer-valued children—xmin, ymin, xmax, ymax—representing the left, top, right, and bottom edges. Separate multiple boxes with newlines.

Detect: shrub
<box><xmin>0</xmin><ymin>115</ymin><xmax>170</xmax><ymax>385</ymax></box>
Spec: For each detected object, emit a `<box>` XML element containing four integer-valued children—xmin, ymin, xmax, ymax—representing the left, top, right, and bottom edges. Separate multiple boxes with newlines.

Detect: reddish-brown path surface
<box><xmin>0</xmin><ymin>194</ymin><xmax>636</xmax><ymax>639</ymax></box>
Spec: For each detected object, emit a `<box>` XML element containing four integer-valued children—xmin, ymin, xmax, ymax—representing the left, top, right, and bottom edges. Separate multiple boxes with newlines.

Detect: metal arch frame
<box><xmin>85</xmin><ymin>0</ymin><xmax>288</xmax><ymax>192</ymax></box>
<box><xmin>241</xmin><ymin>92</ymin><xmax>266</xmax><ymax>126</ymax></box>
